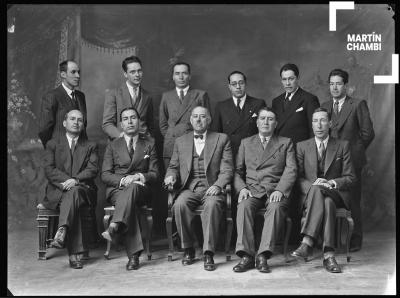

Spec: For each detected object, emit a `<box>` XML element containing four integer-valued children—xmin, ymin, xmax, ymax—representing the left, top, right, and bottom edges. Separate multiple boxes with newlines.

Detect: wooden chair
<box><xmin>103</xmin><ymin>205</ymin><xmax>153</xmax><ymax>260</ymax></box>
<box><xmin>255</xmin><ymin>209</ymin><xmax>292</xmax><ymax>262</ymax></box>
<box><xmin>166</xmin><ymin>184</ymin><xmax>233</xmax><ymax>261</ymax></box>
<box><xmin>36</xmin><ymin>203</ymin><xmax>95</xmax><ymax>260</ymax></box>
<box><xmin>301</xmin><ymin>208</ymin><xmax>354</xmax><ymax>262</ymax></box>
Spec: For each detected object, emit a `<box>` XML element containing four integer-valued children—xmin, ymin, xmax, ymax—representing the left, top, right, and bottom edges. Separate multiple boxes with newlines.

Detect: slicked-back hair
<box><xmin>172</xmin><ymin>61</ymin><xmax>191</xmax><ymax>74</ymax></box>
<box><xmin>280</xmin><ymin>63</ymin><xmax>299</xmax><ymax>78</ymax></box>
<box><xmin>59</xmin><ymin>60</ymin><xmax>76</xmax><ymax>73</ymax></box>
<box><xmin>328</xmin><ymin>68</ymin><xmax>349</xmax><ymax>84</ymax></box>
<box><xmin>257</xmin><ymin>106</ymin><xmax>278</xmax><ymax>120</ymax></box>
<box><xmin>228</xmin><ymin>70</ymin><xmax>247</xmax><ymax>83</ymax></box>
<box><xmin>120</xmin><ymin>107</ymin><xmax>140</xmax><ymax>122</ymax></box>
<box><xmin>64</xmin><ymin>108</ymin><xmax>83</xmax><ymax>120</ymax></box>
<box><xmin>122</xmin><ymin>56</ymin><xmax>143</xmax><ymax>72</ymax></box>
<box><xmin>313</xmin><ymin>107</ymin><xmax>331</xmax><ymax>120</ymax></box>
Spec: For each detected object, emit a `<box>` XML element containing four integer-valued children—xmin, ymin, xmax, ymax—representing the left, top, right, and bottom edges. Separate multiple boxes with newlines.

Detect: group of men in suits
<box><xmin>38</xmin><ymin>57</ymin><xmax>374</xmax><ymax>273</ymax></box>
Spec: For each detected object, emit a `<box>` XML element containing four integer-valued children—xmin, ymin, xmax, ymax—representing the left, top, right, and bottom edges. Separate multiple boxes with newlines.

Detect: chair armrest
<box><xmin>225</xmin><ymin>184</ymin><xmax>231</xmax><ymax>210</ymax></box>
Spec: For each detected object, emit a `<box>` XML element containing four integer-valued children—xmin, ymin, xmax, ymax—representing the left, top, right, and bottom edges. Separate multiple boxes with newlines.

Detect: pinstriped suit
<box><xmin>39</xmin><ymin>85</ymin><xmax>87</xmax><ymax>148</ymax></box>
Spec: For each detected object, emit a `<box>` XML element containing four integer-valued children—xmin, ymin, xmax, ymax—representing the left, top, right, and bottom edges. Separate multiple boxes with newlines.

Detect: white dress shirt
<box><xmin>285</xmin><ymin>86</ymin><xmax>299</xmax><ymax>101</ymax></box>
<box><xmin>194</xmin><ymin>131</ymin><xmax>206</xmax><ymax>156</ymax></box>
<box><xmin>62</xmin><ymin>82</ymin><xmax>75</xmax><ymax>99</ymax></box>
<box><xmin>233</xmin><ymin>94</ymin><xmax>247</xmax><ymax>109</ymax></box>
<box><xmin>332</xmin><ymin>96</ymin><xmax>346</xmax><ymax>113</ymax></box>
<box><xmin>66</xmin><ymin>134</ymin><xmax>79</xmax><ymax>149</ymax></box>
<box><xmin>126</xmin><ymin>81</ymin><xmax>140</xmax><ymax>101</ymax></box>
<box><xmin>176</xmin><ymin>86</ymin><xmax>190</xmax><ymax>98</ymax></box>
<box><xmin>314</xmin><ymin>136</ymin><xmax>337</xmax><ymax>188</ymax></box>
<box><xmin>119</xmin><ymin>133</ymin><xmax>145</xmax><ymax>186</ymax></box>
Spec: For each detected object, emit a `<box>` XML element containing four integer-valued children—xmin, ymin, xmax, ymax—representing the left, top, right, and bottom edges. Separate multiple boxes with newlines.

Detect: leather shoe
<box><xmin>69</xmin><ymin>254</ymin><xmax>82</xmax><ymax>269</ymax></box>
<box><xmin>323</xmin><ymin>256</ymin><xmax>342</xmax><ymax>273</ymax></box>
<box><xmin>50</xmin><ymin>226</ymin><xmax>67</xmax><ymax>249</ymax></box>
<box><xmin>256</xmin><ymin>254</ymin><xmax>271</xmax><ymax>273</ymax></box>
<box><xmin>233</xmin><ymin>254</ymin><xmax>255</xmax><ymax>272</ymax></box>
<box><xmin>204</xmin><ymin>254</ymin><xmax>216</xmax><ymax>271</ymax></box>
<box><xmin>126</xmin><ymin>255</ymin><xmax>140</xmax><ymax>271</ymax></box>
<box><xmin>291</xmin><ymin>243</ymin><xmax>313</xmax><ymax>261</ymax></box>
<box><xmin>182</xmin><ymin>247</ymin><xmax>195</xmax><ymax>265</ymax></box>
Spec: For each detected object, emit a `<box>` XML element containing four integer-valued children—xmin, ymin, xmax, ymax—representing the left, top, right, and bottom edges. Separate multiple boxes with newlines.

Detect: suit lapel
<box><xmin>258</xmin><ymin>135</ymin><xmax>280</xmax><ymax>168</ymax></box>
<box><xmin>135</xmin><ymin>87</ymin><xmax>146</xmax><ymax>116</ymax></box>
<box><xmin>116</xmin><ymin>137</ymin><xmax>131</xmax><ymax>168</ymax></box>
<box><xmin>128</xmin><ymin>137</ymin><xmax>146</xmax><ymax>171</ymax></box>
<box><xmin>276</xmin><ymin>88</ymin><xmax>305</xmax><ymax>131</ymax></box>
<box><xmin>175</xmin><ymin>89</ymin><xmax>196</xmax><ymax>125</ymax></box>
<box><xmin>306</xmin><ymin>139</ymin><xmax>318</xmax><ymax>179</ymax></box>
<box><xmin>184</xmin><ymin>132</ymin><xmax>194</xmax><ymax>173</ymax></box>
<box><xmin>203</xmin><ymin>131</ymin><xmax>218</xmax><ymax>171</ymax></box>
<box><xmin>335</xmin><ymin>96</ymin><xmax>353</xmax><ymax>132</ymax></box>
<box><xmin>230</xmin><ymin>96</ymin><xmax>258</xmax><ymax>134</ymax></box>
<box><xmin>71</xmin><ymin>138</ymin><xmax>87</xmax><ymax>176</ymax></box>
<box><xmin>121</xmin><ymin>84</ymin><xmax>133</xmax><ymax>107</ymax></box>
<box><xmin>60</xmin><ymin>136</ymin><xmax>72</xmax><ymax>175</ymax></box>
<box><xmin>324</xmin><ymin>138</ymin><xmax>339</xmax><ymax>175</ymax></box>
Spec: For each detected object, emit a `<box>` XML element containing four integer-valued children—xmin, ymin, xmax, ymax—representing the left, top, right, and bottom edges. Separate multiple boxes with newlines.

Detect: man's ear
<box><xmin>63</xmin><ymin>120</ymin><xmax>67</xmax><ymax>128</ymax></box>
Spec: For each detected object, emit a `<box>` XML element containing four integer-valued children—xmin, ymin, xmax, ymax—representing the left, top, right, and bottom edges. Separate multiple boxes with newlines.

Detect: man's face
<box><xmin>312</xmin><ymin>111</ymin><xmax>331</xmax><ymax>140</ymax></box>
<box><xmin>190</xmin><ymin>106</ymin><xmax>210</xmax><ymax>134</ymax></box>
<box><xmin>329</xmin><ymin>75</ymin><xmax>347</xmax><ymax>99</ymax></box>
<box><xmin>61</xmin><ymin>62</ymin><xmax>80</xmax><ymax>89</ymax></box>
<box><xmin>280</xmin><ymin>70</ymin><xmax>299</xmax><ymax>94</ymax></box>
<box><xmin>228</xmin><ymin>73</ymin><xmax>246</xmax><ymax>98</ymax></box>
<box><xmin>124</xmin><ymin>62</ymin><xmax>143</xmax><ymax>87</ymax></box>
<box><xmin>257</xmin><ymin>110</ymin><xmax>277</xmax><ymax>136</ymax></box>
<box><xmin>120</xmin><ymin>109</ymin><xmax>139</xmax><ymax>136</ymax></box>
<box><xmin>173</xmin><ymin>64</ymin><xmax>190</xmax><ymax>89</ymax></box>
<box><xmin>63</xmin><ymin>110</ymin><xmax>84</xmax><ymax>135</ymax></box>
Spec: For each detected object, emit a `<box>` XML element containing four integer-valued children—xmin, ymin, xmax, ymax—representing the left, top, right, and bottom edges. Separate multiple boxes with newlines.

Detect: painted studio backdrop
<box><xmin>7</xmin><ymin>4</ymin><xmax>395</xmax><ymax>235</ymax></box>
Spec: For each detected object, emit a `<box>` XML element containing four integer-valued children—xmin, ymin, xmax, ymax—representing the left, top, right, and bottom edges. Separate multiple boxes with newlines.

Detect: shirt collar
<box><xmin>62</xmin><ymin>82</ymin><xmax>74</xmax><ymax>97</ymax></box>
<box><xmin>194</xmin><ymin>130</ymin><xmax>207</xmax><ymax>140</ymax></box>
<box><xmin>123</xmin><ymin>133</ymin><xmax>139</xmax><ymax>146</ymax></box>
<box><xmin>333</xmin><ymin>96</ymin><xmax>346</xmax><ymax>105</ymax></box>
<box><xmin>176</xmin><ymin>86</ymin><xmax>190</xmax><ymax>97</ymax></box>
<box><xmin>315</xmin><ymin>136</ymin><xmax>329</xmax><ymax>148</ymax></box>
<box><xmin>66</xmin><ymin>133</ymin><xmax>79</xmax><ymax>146</ymax></box>
<box><xmin>233</xmin><ymin>93</ymin><xmax>247</xmax><ymax>105</ymax></box>
<box><xmin>259</xmin><ymin>134</ymin><xmax>271</xmax><ymax>142</ymax></box>
<box><xmin>126</xmin><ymin>81</ymin><xmax>140</xmax><ymax>95</ymax></box>
<box><xmin>285</xmin><ymin>86</ymin><xmax>299</xmax><ymax>100</ymax></box>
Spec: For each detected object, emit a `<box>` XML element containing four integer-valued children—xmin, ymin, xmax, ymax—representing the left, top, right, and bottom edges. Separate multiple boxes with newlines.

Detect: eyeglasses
<box><xmin>230</xmin><ymin>81</ymin><xmax>245</xmax><ymax>87</ymax></box>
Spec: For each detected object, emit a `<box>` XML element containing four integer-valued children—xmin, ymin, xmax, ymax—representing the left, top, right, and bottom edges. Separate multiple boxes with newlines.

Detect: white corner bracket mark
<box><xmin>374</xmin><ymin>54</ymin><xmax>399</xmax><ymax>84</ymax></box>
<box><xmin>329</xmin><ymin>1</ymin><xmax>354</xmax><ymax>31</ymax></box>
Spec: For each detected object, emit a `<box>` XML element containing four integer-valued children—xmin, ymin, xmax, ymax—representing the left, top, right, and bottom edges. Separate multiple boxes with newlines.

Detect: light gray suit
<box><xmin>166</xmin><ymin>131</ymin><xmax>233</xmax><ymax>253</ymax></box>
<box><xmin>234</xmin><ymin>134</ymin><xmax>297</xmax><ymax>257</ymax></box>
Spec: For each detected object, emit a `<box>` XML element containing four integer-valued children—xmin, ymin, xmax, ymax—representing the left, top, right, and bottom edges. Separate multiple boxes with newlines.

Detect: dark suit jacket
<box><xmin>102</xmin><ymin>84</ymin><xmax>154</xmax><ymax>139</ymax></box>
<box><xmin>43</xmin><ymin>136</ymin><xmax>98</xmax><ymax>210</ymax></box>
<box><xmin>272</xmin><ymin>87</ymin><xmax>320</xmax><ymax>144</ymax></box>
<box><xmin>166</xmin><ymin>131</ymin><xmax>233</xmax><ymax>191</ymax></box>
<box><xmin>211</xmin><ymin>95</ymin><xmax>266</xmax><ymax>156</ymax></box>
<box><xmin>101</xmin><ymin>135</ymin><xmax>160</xmax><ymax>201</ymax></box>
<box><xmin>159</xmin><ymin>88</ymin><xmax>211</xmax><ymax>158</ymax></box>
<box><xmin>321</xmin><ymin>96</ymin><xmax>375</xmax><ymax>170</ymax></box>
<box><xmin>296</xmin><ymin>137</ymin><xmax>356</xmax><ymax>209</ymax></box>
<box><xmin>234</xmin><ymin>134</ymin><xmax>297</xmax><ymax>199</ymax></box>
<box><xmin>39</xmin><ymin>85</ymin><xmax>87</xmax><ymax>147</ymax></box>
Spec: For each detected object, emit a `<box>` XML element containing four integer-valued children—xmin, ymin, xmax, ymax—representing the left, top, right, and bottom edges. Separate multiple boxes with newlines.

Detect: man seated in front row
<box><xmin>164</xmin><ymin>106</ymin><xmax>233</xmax><ymax>271</ymax></box>
<box><xmin>101</xmin><ymin>107</ymin><xmax>160</xmax><ymax>271</ymax></box>
<box><xmin>233</xmin><ymin>107</ymin><xmax>297</xmax><ymax>273</ymax></box>
<box><xmin>291</xmin><ymin>107</ymin><xmax>356</xmax><ymax>273</ymax></box>
<box><xmin>43</xmin><ymin>109</ymin><xmax>98</xmax><ymax>269</ymax></box>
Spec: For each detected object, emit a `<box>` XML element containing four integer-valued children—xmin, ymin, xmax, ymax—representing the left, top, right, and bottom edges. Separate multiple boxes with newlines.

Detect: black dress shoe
<box><xmin>126</xmin><ymin>255</ymin><xmax>140</xmax><ymax>271</ymax></box>
<box><xmin>50</xmin><ymin>226</ymin><xmax>67</xmax><ymax>249</ymax></box>
<box><xmin>233</xmin><ymin>255</ymin><xmax>255</xmax><ymax>272</ymax></box>
<box><xmin>256</xmin><ymin>254</ymin><xmax>271</xmax><ymax>273</ymax></box>
<box><xmin>323</xmin><ymin>256</ymin><xmax>342</xmax><ymax>273</ymax></box>
<box><xmin>182</xmin><ymin>248</ymin><xmax>195</xmax><ymax>266</ymax></box>
<box><xmin>291</xmin><ymin>243</ymin><xmax>313</xmax><ymax>261</ymax></box>
<box><xmin>69</xmin><ymin>260</ymin><xmax>83</xmax><ymax>269</ymax></box>
<box><xmin>204</xmin><ymin>254</ymin><xmax>216</xmax><ymax>271</ymax></box>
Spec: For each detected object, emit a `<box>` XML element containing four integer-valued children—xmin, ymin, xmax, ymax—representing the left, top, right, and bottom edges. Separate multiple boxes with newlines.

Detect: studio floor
<box><xmin>7</xmin><ymin>224</ymin><xmax>396</xmax><ymax>295</ymax></box>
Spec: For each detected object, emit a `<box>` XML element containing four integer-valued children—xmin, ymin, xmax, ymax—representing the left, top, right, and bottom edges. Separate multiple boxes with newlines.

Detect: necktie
<box><xmin>179</xmin><ymin>89</ymin><xmax>185</xmax><ymax>103</ymax></box>
<box><xmin>261</xmin><ymin>136</ymin><xmax>268</xmax><ymax>149</ymax></box>
<box><xmin>71</xmin><ymin>91</ymin><xmax>77</xmax><ymax>107</ymax></box>
<box><xmin>236</xmin><ymin>98</ymin><xmax>242</xmax><ymax>113</ymax></box>
<box><xmin>194</xmin><ymin>134</ymin><xmax>203</xmax><ymax>140</ymax></box>
<box><xmin>70</xmin><ymin>138</ymin><xmax>76</xmax><ymax>154</ymax></box>
<box><xmin>284</xmin><ymin>93</ymin><xmax>290</xmax><ymax>111</ymax></box>
<box><xmin>128</xmin><ymin>137</ymin><xmax>134</xmax><ymax>158</ymax></box>
<box><xmin>131</xmin><ymin>87</ymin><xmax>138</xmax><ymax>106</ymax></box>
<box><xmin>318</xmin><ymin>141</ymin><xmax>325</xmax><ymax>160</ymax></box>
<box><xmin>333</xmin><ymin>99</ymin><xmax>339</xmax><ymax>115</ymax></box>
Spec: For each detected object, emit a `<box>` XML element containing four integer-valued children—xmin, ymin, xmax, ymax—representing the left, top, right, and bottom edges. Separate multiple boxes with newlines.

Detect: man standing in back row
<box><xmin>322</xmin><ymin>69</ymin><xmax>374</xmax><ymax>252</ymax></box>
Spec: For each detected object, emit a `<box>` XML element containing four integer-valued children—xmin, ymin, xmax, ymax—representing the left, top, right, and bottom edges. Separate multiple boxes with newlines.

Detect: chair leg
<box><xmin>284</xmin><ymin>217</ymin><xmax>292</xmax><ymax>262</ymax></box>
<box><xmin>103</xmin><ymin>214</ymin><xmax>111</xmax><ymax>260</ymax></box>
<box><xmin>346</xmin><ymin>216</ymin><xmax>354</xmax><ymax>262</ymax></box>
<box><xmin>336</xmin><ymin>217</ymin><xmax>342</xmax><ymax>252</ymax></box>
<box><xmin>166</xmin><ymin>217</ymin><xmax>174</xmax><ymax>261</ymax></box>
<box><xmin>225</xmin><ymin>217</ymin><xmax>233</xmax><ymax>261</ymax></box>
<box><xmin>146</xmin><ymin>213</ymin><xmax>153</xmax><ymax>260</ymax></box>
<box><xmin>37</xmin><ymin>216</ymin><xmax>49</xmax><ymax>260</ymax></box>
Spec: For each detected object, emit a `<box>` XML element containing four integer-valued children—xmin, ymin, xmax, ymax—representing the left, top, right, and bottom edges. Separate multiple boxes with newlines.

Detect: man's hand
<box><xmin>61</xmin><ymin>178</ymin><xmax>78</xmax><ymax>191</ymax></box>
<box><xmin>121</xmin><ymin>174</ymin><xmax>140</xmax><ymax>187</ymax></box>
<box><xmin>313</xmin><ymin>178</ymin><xmax>329</xmax><ymax>185</ymax></box>
<box><xmin>269</xmin><ymin>190</ymin><xmax>284</xmax><ymax>203</ymax></box>
<box><xmin>164</xmin><ymin>176</ymin><xmax>176</xmax><ymax>187</ymax></box>
<box><xmin>205</xmin><ymin>185</ymin><xmax>221</xmax><ymax>196</ymax></box>
<box><xmin>238</xmin><ymin>188</ymin><xmax>253</xmax><ymax>204</ymax></box>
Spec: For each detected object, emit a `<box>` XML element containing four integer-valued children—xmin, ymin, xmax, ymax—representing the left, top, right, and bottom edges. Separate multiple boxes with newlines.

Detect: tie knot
<box><xmin>285</xmin><ymin>93</ymin><xmax>291</xmax><ymax>100</ymax></box>
<box><xmin>194</xmin><ymin>134</ymin><xmax>203</xmax><ymax>140</ymax></box>
<box><xmin>334</xmin><ymin>99</ymin><xmax>339</xmax><ymax>105</ymax></box>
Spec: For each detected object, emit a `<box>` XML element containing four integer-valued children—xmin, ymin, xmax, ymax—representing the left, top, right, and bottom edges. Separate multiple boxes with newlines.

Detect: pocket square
<box><xmin>144</xmin><ymin>155</ymin><xmax>150</xmax><ymax>159</ymax></box>
<box><xmin>251</xmin><ymin>113</ymin><xmax>257</xmax><ymax>118</ymax></box>
<box><xmin>295</xmin><ymin>107</ymin><xmax>304</xmax><ymax>112</ymax></box>
<box><xmin>335</xmin><ymin>157</ymin><xmax>343</xmax><ymax>160</ymax></box>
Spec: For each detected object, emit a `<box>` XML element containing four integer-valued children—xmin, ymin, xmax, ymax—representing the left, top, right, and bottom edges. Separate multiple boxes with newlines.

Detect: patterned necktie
<box><xmin>261</xmin><ymin>136</ymin><xmax>268</xmax><ymax>149</ymax></box>
<box><xmin>128</xmin><ymin>137</ymin><xmax>134</xmax><ymax>158</ymax></box>
<box><xmin>70</xmin><ymin>138</ymin><xmax>76</xmax><ymax>154</ymax></box>
<box><xmin>179</xmin><ymin>89</ymin><xmax>185</xmax><ymax>103</ymax></box>
<box><xmin>333</xmin><ymin>99</ymin><xmax>339</xmax><ymax>115</ymax></box>
<box><xmin>236</xmin><ymin>98</ymin><xmax>242</xmax><ymax>113</ymax></box>
<box><xmin>131</xmin><ymin>87</ymin><xmax>138</xmax><ymax>106</ymax></box>
<box><xmin>318</xmin><ymin>141</ymin><xmax>325</xmax><ymax>160</ymax></box>
<box><xmin>194</xmin><ymin>134</ymin><xmax>203</xmax><ymax>140</ymax></box>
